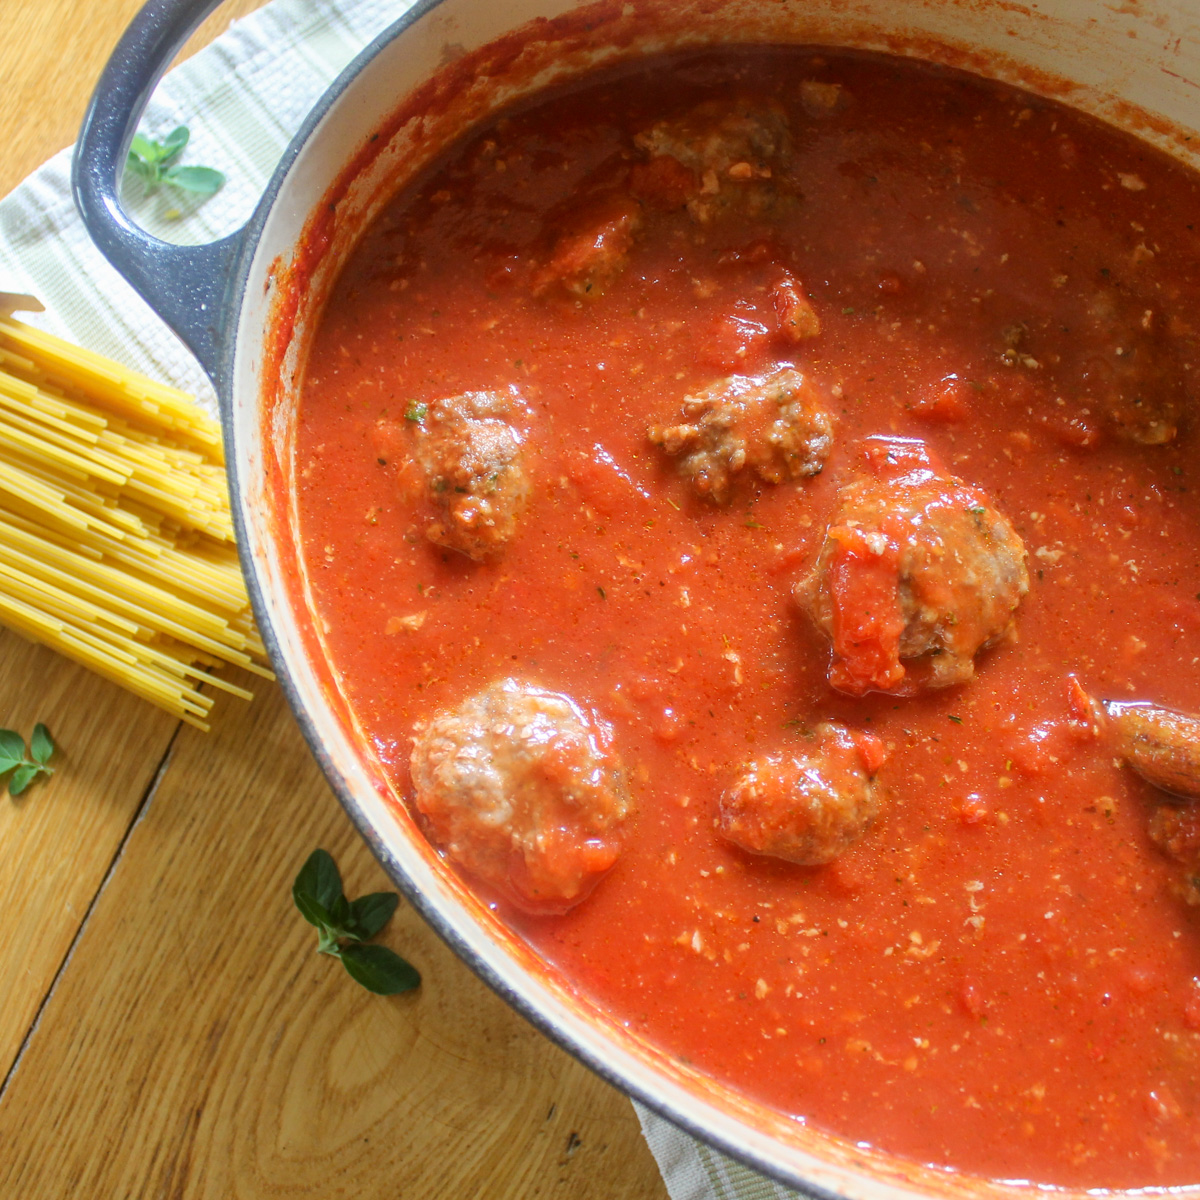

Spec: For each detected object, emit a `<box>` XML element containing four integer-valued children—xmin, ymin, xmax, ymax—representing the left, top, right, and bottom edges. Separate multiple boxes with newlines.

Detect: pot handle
<box><xmin>73</xmin><ymin>0</ymin><xmax>243</xmax><ymax>384</ymax></box>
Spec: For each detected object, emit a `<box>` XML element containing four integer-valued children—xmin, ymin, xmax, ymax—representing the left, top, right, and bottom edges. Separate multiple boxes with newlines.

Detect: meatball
<box><xmin>772</xmin><ymin>273</ymin><xmax>821</xmax><ymax>342</ymax></box>
<box><xmin>797</xmin><ymin>80</ymin><xmax>847</xmax><ymax>117</ymax></box>
<box><xmin>533</xmin><ymin>192</ymin><xmax>642</xmax><ymax>298</ymax></box>
<box><xmin>413</xmin><ymin>389</ymin><xmax>528</xmax><ymax>561</ymax></box>
<box><xmin>410</xmin><ymin>679</ymin><xmax>632</xmax><ymax>914</ymax></box>
<box><xmin>1099</xmin><ymin>699</ymin><xmax>1200</xmax><ymax>905</ymax></box>
<box><xmin>719</xmin><ymin>723</ymin><xmax>886</xmax><ymax>865</ymax></box>
<box><xmin>798</xmin><ymin>437</ymin><xmax>1028</xmax><ymax>695</ymax></box>
<box><xmin>1001</xmin><ymin>288</ymin><xmax>1191</xmax><ymax>445</ymax></box>
<box><xmin>648</xmin><ymin>366</ymin><xmax>833</xmax><ymax>504</ymax></box>
<box><xmin>1148</xmin><ymin>804</ymin><xmax>1200</xmax><ymax>907</ymax></box>
<box><xmin>632</xmin><ymin>98</ymin><xmax>794</xmax><ymax>224</ymax></box>
<box><xmin>1103</xmin><ymin>699</ymin><xmax>1200</xmax><ymax>801</ymax></box>
<box><xmin>1079</xmin><ymin>289</ymin><xmax>1186</xmax><ymax>445</ymax></box>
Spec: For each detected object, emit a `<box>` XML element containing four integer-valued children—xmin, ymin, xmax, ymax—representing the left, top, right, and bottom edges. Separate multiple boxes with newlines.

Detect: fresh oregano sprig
<box><xmin>126</xmin><ymin>125</ymin><xmax>225</xmax><ymax>198</ymax></box>
<box><xmin>0</xmin><ymin>724</ymin><xmax>55</xmax><ymax>796</ymax></box>
<box><xmin>292</xmin><ymin>849</ymin><xmax>421</xmax><ymax>995</ymax></box>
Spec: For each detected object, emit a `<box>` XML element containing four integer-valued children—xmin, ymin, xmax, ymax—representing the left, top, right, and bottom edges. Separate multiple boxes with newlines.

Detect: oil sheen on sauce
<box><xmin>295</xmin><ymin>49</ymin><xmax>1200</xmax><ymax>1187</ymax></box>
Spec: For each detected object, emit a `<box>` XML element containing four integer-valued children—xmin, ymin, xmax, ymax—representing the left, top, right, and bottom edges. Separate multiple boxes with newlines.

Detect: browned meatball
<box><xmin>632</xmin><ymin>98</ymin><xmax>794</xmax><ymax>224</ymax></box>
<box><xmin>533</xmin><ymin>192</ymin><xmax>642</xmax><ymax>299</ymax></box>
<box><xmin>1079</xmin><ymin>289</ymin><xmax>1186</xmax><ymax>445</ymax></box>
<box><xmin>772</xmin><ymin>272</ymin><xmax>821</xmax><ymax>342</ymax></box>
<box><xmin>413</xmin><ymin>390</ymin><xmax>528</xmax><ymax>561</ymax></box>
<box><xmin>1002</xmin><ymin>287</ymin><xmax>1190</xmax><ymax>445</ymax></box>
<box><xmin>1147</xmin><ymin>805</ymin><xmax>1200</xmax><ymax>907</ymax></box>
<box><xmin>797</xmin><ymin>80</ymin><xmax>848</xmax><ymax>117</ymax></box>
<box><xmin>718</xmin><ymin>723</ymin><xmax>886</xmax><ymax>865</ymax></box>
<box><xmin>798</xmin><ymin>438</ymin><xmax>1028</xmax><ymax>696</ymax></box>
<box><xmin>648</xmin><ymin>366</ymin><xmax>833</xmax><ymax>503</ymax></box>
<box><xmin>1103</xmin><ymin>700</ymin><xmax>1200</xmax><ymax>801</ymax></box>
<box><xmin>410</xmin><ymin>679</ymin><xmax>632</xmax><ymax>914</ymax></box>
<box><xmin>1098</xmin><ymin>698</ymin><xmax>1200</xmax><ymax>905</ymax></box>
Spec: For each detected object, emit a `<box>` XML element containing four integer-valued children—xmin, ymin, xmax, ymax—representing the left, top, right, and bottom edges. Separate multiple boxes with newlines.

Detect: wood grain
<box><xmin>0</xmin><ymin>634</ymin><xmax>177</xmax><ymax>1081</ymax></box>
<box><xmin>0</xmin><ymin>670</ymin><xmax>664</xmax><ymax>1198</ymax></box>
<box><xmin>0</xmin><ymin>0</ymin><xmax>267</xmax><ymax>197</ymax></box>
<box><xmin>0</xmin><ymin>0</ymin><xmax>264</xmax><ymax>1083</ymax></box>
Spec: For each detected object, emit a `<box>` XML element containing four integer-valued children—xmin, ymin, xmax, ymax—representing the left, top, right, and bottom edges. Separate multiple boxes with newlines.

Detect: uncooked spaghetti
<box><xmin>0</xmin><ymin>312</ymin><xmax>271</xmax><ymax>730</ymax></box>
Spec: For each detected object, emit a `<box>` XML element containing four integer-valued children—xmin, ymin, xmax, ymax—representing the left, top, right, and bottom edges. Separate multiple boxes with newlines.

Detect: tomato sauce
<box><xmin>295</xmin><ymin>48</ymin><xmax>1200</xmax><ymax>1187</ymax></box>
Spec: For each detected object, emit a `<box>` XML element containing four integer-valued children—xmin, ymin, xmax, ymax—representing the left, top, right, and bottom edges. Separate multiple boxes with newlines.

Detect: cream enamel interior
<box><xmin>230</xmin><ymin>1</ymin><xmax>1200</xmax><ymax>1194</ymax></box>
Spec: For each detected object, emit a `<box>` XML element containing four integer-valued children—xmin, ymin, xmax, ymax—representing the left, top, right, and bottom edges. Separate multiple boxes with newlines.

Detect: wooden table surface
<box><xmin>0</xmin><ymin>3</ymin><xmax>669</xmax><ymax>1196</ymax></box>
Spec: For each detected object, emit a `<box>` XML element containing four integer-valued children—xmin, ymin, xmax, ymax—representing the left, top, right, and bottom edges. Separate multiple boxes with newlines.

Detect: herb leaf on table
<box><xmin>0</xmin><ymin>723</ymin><xmax>56</xmax><ymax>796</ymax></box>
<box><xmin>125</xmin><ymin>125</ymin><xmax>225</xmax><ymax>199</ymax></box>
<box><xmin>293</xmin><ymin>847</ymin><xmax>343</xmax><ymax>918</ymax></box>
<box><xmin>340</xmin><ymin>942</ymin><xmax>422</xmax><ymax>995</ymax></box>
<box><xmin>292</xmin><ymin>849</ymin><xmax>420</xmax><ymax>995</ymax></box>
<box><xmin>349</xmin><ymin>892</ymin><xmax>400</xmax><ymax>940</ymax></box>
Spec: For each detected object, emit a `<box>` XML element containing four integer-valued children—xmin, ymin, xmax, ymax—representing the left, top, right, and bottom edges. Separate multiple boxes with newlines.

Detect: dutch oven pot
<box><xmin>74</xmin><ymin>2</ymin><xmax>1200</xmax><ymax>1196</ymax></box>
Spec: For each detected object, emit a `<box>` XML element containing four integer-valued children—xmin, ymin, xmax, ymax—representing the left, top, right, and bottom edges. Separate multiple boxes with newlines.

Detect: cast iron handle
<box><xmin>73</xmin><ymin>0</ymin><xmax>242</xmax><ymax>385</ymax></box>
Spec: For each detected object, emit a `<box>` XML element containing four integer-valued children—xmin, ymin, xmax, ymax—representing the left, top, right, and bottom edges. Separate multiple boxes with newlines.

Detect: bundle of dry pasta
<box><xmin>0</xmin><ymin>310</ymin><xmax>271</xmax><ymax>730</ymax></box>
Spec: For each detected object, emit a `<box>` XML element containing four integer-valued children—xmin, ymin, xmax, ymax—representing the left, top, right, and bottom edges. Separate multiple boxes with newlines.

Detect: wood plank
<box><xmin>0</xmin><ymin>669</ymin><xmax>667</xmax><ymax>1198</ymax></box>
<box><xmin>0</xmin><ymin>0</ymin><xmax>269</xmax><ymax>1091</ymax></box>
<box><xmin>0</xmin><ymin>632</ymin><xmax>177</xmax><ymax>1082</ymax></box>
<box><xmin>0</xmin><ymin>0</ymin><xmax>267</xmax><ymax>197</ymax></box>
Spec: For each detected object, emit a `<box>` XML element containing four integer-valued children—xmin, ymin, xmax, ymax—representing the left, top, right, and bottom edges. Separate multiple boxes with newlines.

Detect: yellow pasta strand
<box><xmin>0</xmin><ymin>316</ymin><xmax>273</xmax><ymax>726</ymax></box>
<box><xmin>0</xmin><ymin>316</ymin><xmax>222</xmax><ymax>458</ymax></box>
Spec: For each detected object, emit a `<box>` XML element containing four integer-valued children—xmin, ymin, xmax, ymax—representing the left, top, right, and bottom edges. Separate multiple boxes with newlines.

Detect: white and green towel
<box><xmin>0</xmin><ymin>0</ymin><xmax>402</xmax><ymax>419</ymax></box>
<box><xmin>636</xmin><ymin>1103</ymin><xmax>807</xmax><ymax>1198</ymax></box>
<box><xmin>0</xmin><ymin>3</ymin><xmax>806</xmax><ymax>1195</ymax></box>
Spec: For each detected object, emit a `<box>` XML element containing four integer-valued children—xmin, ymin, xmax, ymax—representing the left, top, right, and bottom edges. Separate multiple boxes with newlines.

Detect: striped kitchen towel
<box><xmin>0</xmin><ymin>2</ymin><xmax>806</xmax><ymax>1196</ymax></box>
<box><xmin>637</xmin><ymin>1103</ymin><xmax>808</xmax><ymax>1199</ymax></box>
<box><xmin>0</xmin><ymin>0</ymin><xmax>403</xmax><ymax>419</ymax></box>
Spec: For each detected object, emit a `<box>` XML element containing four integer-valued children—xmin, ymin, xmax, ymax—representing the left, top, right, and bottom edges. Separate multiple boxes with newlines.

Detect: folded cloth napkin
<box><xmin>0</xmin><ymin>0</ymin><xmax>404</xmax><ymax>419</ymax></box>
<box><xmin>0</xmin><ymin>3</ymin><xmax>808</xmax><ymax>1196</ymax></box>
<box><xmin>636</xmin><ymin>1103</ymin><xmax>808</xmax><ymax>1199</ymax></box>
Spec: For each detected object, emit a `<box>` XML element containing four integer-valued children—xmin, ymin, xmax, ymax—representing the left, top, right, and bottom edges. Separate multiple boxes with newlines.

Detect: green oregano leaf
<box><xmin>349</xmin><ymin>892</ymin><xmax>400</xmax><ymax>940</ymax></box>
<box><xmin>129</xmin><ymin>133</ymin><xmax>160</xmax><ymax>164</ymax></box>
<box><xmin>162</xmin><ymin>164</ymin><xmax>226</xmax><ymax>195</ymax></box>
<box><xmin>30</xmin><ymin>723</ymin><xmax>54</xmax><ymax>765</ymax></box>
<box><xmin>0</xmin><ymin>729</ymin><xmax>26</xmax><ymax>762</ymax></box>
<box><xmin>125</xmin><ymin>125</ymin><xmax>224</xmax><ymax>199</ymax></box>
<box><xmin>0</xmin><ymin>725</ymin><xmax>56</xmax><ymax>797</ymax></box>
<box><xmin>292</xmin><ymin>888</ymin><xmax>335</xmax><ymax>933</ymax></box>
<box><xmin>328</xmin><ymin>891</ymin><xmax>352</xmax><ymax>931</ymax></box>
<box><xmin>8</xmin><ymin>764</ymin><xmax>38</xmax><ymax>797</ymax></box>
<box><xmin>292</xmin><ymin>850</ymin><xmax>419</xmax><ymax>996</ymax></box>
<box><xmin>159</xmin><ymin>125</ymin><xmax>190</xmax><ymax>164</ymax></box>
<box><xmin>339</xmin><ymin>943</ymin><xmax>421</xmax><ymax>995</ymax></box>
<box><xmin>293</xmin><ymin>848</ymin><xmax>343</xmax><ymax>918</ymax></box>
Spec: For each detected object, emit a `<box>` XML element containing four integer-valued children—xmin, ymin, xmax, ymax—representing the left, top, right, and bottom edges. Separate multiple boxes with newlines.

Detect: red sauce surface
<box><xmin>295</xmin><ymin>49</ymin><xmax>1200</xmax><ymax>1187</ymax></box>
